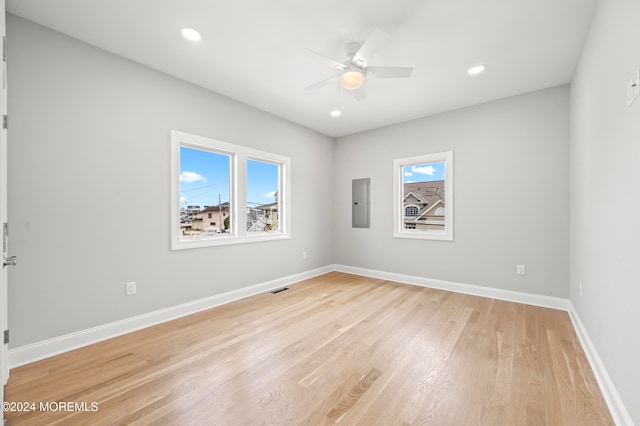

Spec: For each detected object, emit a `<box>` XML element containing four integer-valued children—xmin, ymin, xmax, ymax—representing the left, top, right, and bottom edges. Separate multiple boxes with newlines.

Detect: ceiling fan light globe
<box><xmin>340</xmin><ymin>71</ymin><xmax>364</xmax><ymax>90</ymax></box>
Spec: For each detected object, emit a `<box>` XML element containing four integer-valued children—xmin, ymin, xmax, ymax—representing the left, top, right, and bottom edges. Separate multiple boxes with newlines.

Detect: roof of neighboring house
<box><xmin>256</xmin><ymin>202</ymin><xmax>278</xmax><ymax>210</ymax></box>
<box><xmin>403</xmin><ymin>180</ymin><xmax>445</xmax><ymax>219</ymax></box>
<box><xmin>199</xmin><ymin>203</ymin><xmax>230</xmax><ymax>214</ymax></box>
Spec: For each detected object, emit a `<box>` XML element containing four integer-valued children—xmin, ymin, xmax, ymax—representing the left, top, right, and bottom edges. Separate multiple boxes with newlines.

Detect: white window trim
<box><xmin>171</xmin><ymin>130</ymin><xmax>291</xmax><ymax>250</ymax></box>
<box><xmin>393</xmin><ymin>151</ymin><xmax>453</xmax><ymax>241</ymax></box>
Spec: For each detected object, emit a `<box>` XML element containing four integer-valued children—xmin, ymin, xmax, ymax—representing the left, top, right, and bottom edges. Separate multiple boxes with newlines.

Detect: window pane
<box><xmin>246</xmin><ymin>159</ymin><xmax>280</xmax><ymax>233</ymax></box>
<box><xmin>179</xmin><ymin>146</ymin><xmax>231</xmax><ymax>239</ymax></box>
<box><xmin>402</xmin><ymin>161</ymin><xmax>446</xmax><ymax>232</ymax></box>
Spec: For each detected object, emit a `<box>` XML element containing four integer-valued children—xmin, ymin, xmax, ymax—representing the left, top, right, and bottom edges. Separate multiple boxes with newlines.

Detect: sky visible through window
<box><xmin>403</xmin><ymin>162</ymin><xmax>445</xmax><ymax>184</ymax></box>
<box><xmin>179</xmin><ymin>147</ymin><xmax>278</xmax><ymax>208</ymax></box>
<box><xmin>246</xmin><ymin>159</ymin><xmax>279</xmax><ymax>208</ymax></box>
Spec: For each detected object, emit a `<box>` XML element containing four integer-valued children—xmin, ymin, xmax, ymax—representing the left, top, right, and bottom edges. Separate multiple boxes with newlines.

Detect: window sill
<box><xmin>393</xmin><ymin>230</ymin><xmax>453</xmax><ymax>241</ymax></box>
<box><xmin>172</xmin><ymin>232</ymin><xmax>290</xmax><ymax>250</ymax></box>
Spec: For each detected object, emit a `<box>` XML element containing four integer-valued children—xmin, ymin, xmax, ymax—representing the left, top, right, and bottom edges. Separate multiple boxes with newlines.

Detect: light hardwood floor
<box><xmin>4</xmin><ymin>272</ymin><xmax>613</xmax><ymax>425</ymax></box>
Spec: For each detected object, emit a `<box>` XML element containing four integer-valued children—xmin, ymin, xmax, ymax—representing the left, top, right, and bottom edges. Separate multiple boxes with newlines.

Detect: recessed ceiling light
<box><xmin>467</xmin><ymin>64</ymin><xmax>486</xmax><ymax>75</ymax></box>
<box><xmin>330</xmin><ymin>109</ymin><xmax>342</xmax><ymax>117</ymax></box>
<box><xmin>181</xmin><ymin>28</ymin><xmax>202</xmax><ymax>42</ymax></box>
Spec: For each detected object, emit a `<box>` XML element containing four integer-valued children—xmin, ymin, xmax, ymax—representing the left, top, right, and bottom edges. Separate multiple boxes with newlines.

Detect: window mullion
<box><xmin>235</xmin><ymin>152</ymin><xmax>247</xmax><ymax>239</ymax></box>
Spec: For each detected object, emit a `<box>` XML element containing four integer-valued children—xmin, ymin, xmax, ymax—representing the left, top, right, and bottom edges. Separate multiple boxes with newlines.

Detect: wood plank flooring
<box><xmin>4</xmin><ymin>272</ymin><xmax>613</xmax><ymax>425</ymax></box>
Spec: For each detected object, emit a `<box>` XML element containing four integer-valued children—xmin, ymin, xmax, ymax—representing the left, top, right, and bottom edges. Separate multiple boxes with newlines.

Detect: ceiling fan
<box><xmin>302</xmin><ymin>28</ymin><xmax>413</xmax><ymax>101</ymax></box>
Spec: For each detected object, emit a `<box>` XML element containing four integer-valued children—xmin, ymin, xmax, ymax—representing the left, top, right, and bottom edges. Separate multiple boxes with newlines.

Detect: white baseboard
<box><xmin>333</xmin><ymin>264</ymin><xmax>569</xmax><ymax>310</ymax></box>
<box><xmin>8</xmin><ymin>265</ymin><xmax>333</xmax><ymax>369</ymax></box>
<box><xmin>567</xmin><ymin>301</ymin><xmax>634</xmax><ymax>426</ymax></box>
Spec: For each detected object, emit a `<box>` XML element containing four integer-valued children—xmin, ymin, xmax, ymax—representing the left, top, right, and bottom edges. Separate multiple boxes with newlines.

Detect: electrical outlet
<box><xmin>302</xmin><ymin>251</ymin><xmax>308</xmax><ymax>260</ymax></box>
<box><xmin>126</xmin><ymin>281</ymin><xmax>136</xmax><ymax>296</ymax></box>
<box><xmin>516</xmin><ymin>264</ymin><xmax>526</xmax><ymax>275</ymax></box>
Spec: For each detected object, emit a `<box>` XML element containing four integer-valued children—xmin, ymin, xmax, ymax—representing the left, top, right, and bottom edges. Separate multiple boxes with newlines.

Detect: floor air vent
<box><xmin>271</xmin><ymin>287</ymin><xmax>289</xmax><ymax>294</ymax></box>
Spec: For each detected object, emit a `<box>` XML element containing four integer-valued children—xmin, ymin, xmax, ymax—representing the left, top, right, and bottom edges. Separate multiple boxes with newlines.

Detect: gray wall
<box><xmin>333</xmin><ymin>86</ymin><xmax>570</xmax><ymax>298</ymax></box>
<box><xmin>6</xmin><ymin>15</ymin><xmax>334</xmax><ymax>348</ymax></box>
<box><xmin>570</xmin><ymin>0</ymin><xmax>640</xmax><ymax>423</ymax></box>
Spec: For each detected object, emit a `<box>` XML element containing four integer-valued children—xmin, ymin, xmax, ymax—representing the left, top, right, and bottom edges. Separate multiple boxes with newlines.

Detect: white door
<box><xmin>1</xmin><ymin>0</ymin><xmax>11</xmax><ymax>408</ymax></box>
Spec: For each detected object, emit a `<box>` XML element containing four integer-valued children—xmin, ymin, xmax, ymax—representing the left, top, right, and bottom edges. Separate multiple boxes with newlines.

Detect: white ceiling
<box><xmin>6</xmin><ymin>0</ymin><xmax>597</xmax><ymax>138</ymax></box>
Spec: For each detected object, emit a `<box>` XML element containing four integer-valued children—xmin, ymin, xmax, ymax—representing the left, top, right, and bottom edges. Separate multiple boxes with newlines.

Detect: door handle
<box><xmin>3</xmin><ymin>255</ymin><xmax>17</xmax><ymax>268</ymax></box>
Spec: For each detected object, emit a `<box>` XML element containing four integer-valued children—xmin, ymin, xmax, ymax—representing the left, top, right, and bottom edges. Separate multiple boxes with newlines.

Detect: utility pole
<box><xmin>218</xmin><ymin>194</ymin><xmax>222</xmax><ymax>233</ymax></box>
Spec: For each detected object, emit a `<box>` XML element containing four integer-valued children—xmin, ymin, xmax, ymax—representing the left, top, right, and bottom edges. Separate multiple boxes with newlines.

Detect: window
<box><xmin>246</xmin><ymin>159</ymin><xmax>281</xmax><ymax>233</ymax></box>
<box><xmin>171</xmin><ymin>130</ymin><xmax>290</xmax><ymax>250</ymax></box>
<box><xmin>405</xmin><ymin>205</ymin><xmax>419</xmax><ymax>217</ymax></box>
<box><xmin>393</xmin><ymin>151</ymin><xmax>453</xmax><ymax>241</ymax></box>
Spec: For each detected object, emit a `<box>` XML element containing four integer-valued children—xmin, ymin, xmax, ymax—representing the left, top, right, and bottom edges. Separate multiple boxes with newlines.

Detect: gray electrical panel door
<box><xmin>352</xmin><ymin>178</ymin><xmax>370</xmax><ymax>228</ymax></box>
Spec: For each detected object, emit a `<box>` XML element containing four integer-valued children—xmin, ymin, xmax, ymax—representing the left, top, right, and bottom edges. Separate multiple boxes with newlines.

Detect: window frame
<box><xmin>171</xmin><ymin>130</ymin><xmax>290</xmax><ymax>250</ymax></box>
<box><xmin>393</xmin><ymin>151</ymin><xmax>453</xmax><ymax>241</ymax></box>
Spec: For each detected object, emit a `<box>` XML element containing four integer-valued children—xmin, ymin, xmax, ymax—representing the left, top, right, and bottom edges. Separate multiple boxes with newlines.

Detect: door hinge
<box><xmin>2</xmin><ymin>36</ymin><xmax>5</xmax><ymax>62</ymax></box>
<box><xmin>2</xmin><ymin>222</ymin><xmax>7</xmax><ymax>253</ymax></box>
<box><xmin>2</xmin><ymin>114</ymin><xmax>7</xmax><ymax>129</ymax></box>
<box><xmin>3</xmin><ymin>330</ymin><xmax>8</xmax><ymax>345</ymax></box>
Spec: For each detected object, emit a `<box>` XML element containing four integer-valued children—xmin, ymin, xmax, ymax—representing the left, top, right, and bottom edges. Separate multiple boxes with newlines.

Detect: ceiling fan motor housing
<box><xmin>345</xmin><ymin>42</ymin><xmax>361</xmax><ymax>59</ymax></box>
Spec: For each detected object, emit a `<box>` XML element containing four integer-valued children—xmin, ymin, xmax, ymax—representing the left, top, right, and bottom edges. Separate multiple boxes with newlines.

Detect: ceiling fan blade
<box><xmin>367</xmin><ymin>66</ymin><xmax>413</xmax><ymax>78</ymax></box>
<box><xmin>304</xmin><ymin>74</ymin><xmax>339</xmax><ymax>91</ymax></box>
<box><xmin>353</xmin><ymin>85</ymin><xmax>367</xmax><ymax>101</ymax></box>
<box><xmin>353</xmin><ymin>28</ymin><xmax>389</xmax><ymax>66</ymax></box>
<box><xmin>300</xmin><ymin>48</ymin><xmax>347</xmax><ymax>70</ymax></box>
